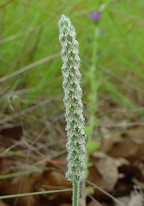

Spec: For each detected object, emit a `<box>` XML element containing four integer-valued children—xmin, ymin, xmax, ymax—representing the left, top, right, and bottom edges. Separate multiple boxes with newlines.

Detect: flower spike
<box><xmin>58</xmin><ymin>15</ymin><xmax>87</xmax><ymax>182</ymax></box>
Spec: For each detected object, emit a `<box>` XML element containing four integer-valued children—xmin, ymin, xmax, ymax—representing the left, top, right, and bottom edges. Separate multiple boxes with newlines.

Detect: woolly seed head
<box><xmin>58</xmin><ymin>14</ymin><xmax>87</xmax><ymax>182</ymax></box>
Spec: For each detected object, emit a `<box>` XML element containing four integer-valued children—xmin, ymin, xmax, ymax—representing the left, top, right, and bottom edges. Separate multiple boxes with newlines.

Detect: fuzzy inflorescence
<box><xmin>58</xmin><ymin>15</ymin><xmax>87</xmax><ymax>181</ymax></box>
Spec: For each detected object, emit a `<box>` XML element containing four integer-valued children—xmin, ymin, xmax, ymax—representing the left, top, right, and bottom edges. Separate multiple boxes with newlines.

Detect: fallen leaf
<box><xmin>110</xmin><ymin>138</ymin><xmax>138</xmax><ymax>158</ymax></box>
<box><xmin>101</xmin><ymin>134</ymin><xmax>121</xmax><ymax>153</ymax></box>
<box><xmin>0</xmin><ymin>124</ymin><xmax>22</xmax><ymax>140</ymax></box>
<box><xmin>34</xmin><ymin>170</ymin><xmax>72</xmax><ymax>204</ymax></box>
<box><xmin>0</xmin><ymin>200</ymin><xmax>9</xmax><ymax>206</ymax></box>
<box><xmin>0</xmin><ymin>174</ymin><xmax>40</xmax><ymax>206</ymax></box>
<box><xmin>95</xmin><ymin>156</ymin><xmax>119</xmax><ymax>191</ymax></box>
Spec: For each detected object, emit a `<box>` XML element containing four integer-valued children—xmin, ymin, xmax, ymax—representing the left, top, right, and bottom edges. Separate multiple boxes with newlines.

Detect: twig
<box><xmin>87</xmin><ymin>180</ymin><xmax>124</xmax><ymax>206</ymax></box>
<box><xmin>0</xmin><ymin>150</ymin><xmax>66</xmax><ymax>180</ymax></box>
<box><xmin>0</xmin><ymin>188</ymin><xmax>72</xmax><ymax>200</ymax></box>
<box><xmin>100</xmin><ymin>121</ymin><xmax>144</xmax><ymax>129</ymax></box>
<box><xmin>0</xmin><ymin>53</ymin><xmax>60</xmax><ymax>83</ymax></box>
<box><xmin>0</xmin><ymin>95</ymin><xmax>61</xmax><ymax>125</ymax></box>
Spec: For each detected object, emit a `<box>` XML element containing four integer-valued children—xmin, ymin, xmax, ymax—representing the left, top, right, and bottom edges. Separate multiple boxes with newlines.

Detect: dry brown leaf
<box><xmin>101</xmin><ymin>134</ymin><xmax>121</xmax><ymax>153</ymax></box>
<box><xmin>88</xmin><ymin>165</ymin><xmax>110</xmax><ymax>192</ymax></box>
<box><xmin>0</xmin><ymin>174</ymin><xmax>40</xmax><ymax>206</ymax></box>
<box><xmin>110</xmin><ymin>138</ymin><xmax>138</xmax><ymax>158</ymax></box>
<box><xmin>95</xmin><ymin>156</ymin><xmax>119</xmax><ymax>191</ymax></box>
<box><xmin>0</xmin><ymin>124</ymin><xmax>22</xmax><ymax>140</ymax></box>
<box><xmin>34</xmin><ymin>170</ymin><xmax>72</xmax><ymax>203</ymax></box>
<box><xmin>135</xmin><ymin>143</ymin><xmax>144</xmax><ymax>161</ymax></box>
<box><xmin>0</xmin><ymin>200</ymin><xmax>9</xmax><ymax>206</ymax></box>
<box><xmin>40</xmin><ymin>170</ymin><xmax>71</xmax><ymax>189</ymax></box>
<box><xmin>128</xmin><ymin>128</ymin><xmax>144</xmax><ymax>144</ymax></box>
<box><xmin>87</xmin><ymin>201</ymin><xmax>102</xmax><ymax>206</ymax></box>
<box><xmin>88</xmin><ymin>153</ymin><xmax>129</xmax><ymax>194</ymax></box>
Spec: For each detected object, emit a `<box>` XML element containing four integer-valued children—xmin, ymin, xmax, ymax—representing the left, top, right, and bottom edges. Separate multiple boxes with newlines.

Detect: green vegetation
<box><xmin>1</xmin><ymin>1</ymin><xmax>143</xmax><ymax>111</ymax></box>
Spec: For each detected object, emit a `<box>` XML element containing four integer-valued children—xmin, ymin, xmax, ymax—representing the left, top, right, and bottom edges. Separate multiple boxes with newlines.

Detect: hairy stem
<box><xmin>73</xmin><ymin>180</ymin><xmax>80</xmax><ymax>206</ymax></box>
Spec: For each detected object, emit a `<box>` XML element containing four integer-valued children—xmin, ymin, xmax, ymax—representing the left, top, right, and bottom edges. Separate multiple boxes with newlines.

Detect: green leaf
<box><xmin>85</xmin><ymin>186</ymin><xmax>94</xmax><ymax>195</ymax></box>
<box><xmin>86</xmin><ymin>140</ymin><xmax>101</xmax><ymax>154</ymax></box>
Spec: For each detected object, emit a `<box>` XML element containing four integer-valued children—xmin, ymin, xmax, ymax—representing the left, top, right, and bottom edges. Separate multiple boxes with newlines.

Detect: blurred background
<box><xmin>0</xmin><ymin>0</ymin><xmax>144</xmax><ymax>206</ymax></box>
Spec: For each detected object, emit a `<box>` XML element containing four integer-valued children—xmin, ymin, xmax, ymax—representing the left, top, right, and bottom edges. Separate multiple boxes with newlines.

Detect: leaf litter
<box><xmin>0</xmin><ymin>102</ymin><xmax>144</xmax><ymax>206</ymax></box>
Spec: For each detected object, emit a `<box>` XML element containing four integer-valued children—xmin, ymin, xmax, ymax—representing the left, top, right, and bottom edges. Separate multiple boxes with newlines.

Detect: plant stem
<box><xmin>0</xmin><ymin>188</ymin><xmax>72</xmax><ymax>200</ymax></box>
<box><xmin>73</xmin><ymin>180</ymin><xmax>80</xmax><ymax>206</ymax></box>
